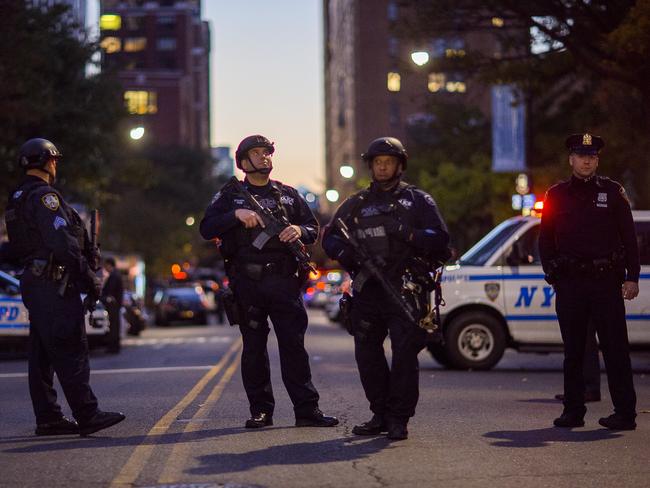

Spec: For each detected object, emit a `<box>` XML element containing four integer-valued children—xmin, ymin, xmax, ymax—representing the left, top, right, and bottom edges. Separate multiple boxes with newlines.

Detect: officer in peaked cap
<box><xmin>539</xmin><ymin>132</ymin><xmax>639</xmax><ymax>431</ymax></box>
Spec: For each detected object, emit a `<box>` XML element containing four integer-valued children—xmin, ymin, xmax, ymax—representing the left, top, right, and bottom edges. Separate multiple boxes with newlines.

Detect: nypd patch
<box><xmin>211</xmin><ymin>191</ymin><xmax>222</xmax><ymax>204</ymax></box>
<box><xmin>13</xmin><ymin>190</ymin><xmax>23</xmax><ymax>199</ymax></box>
<box><xmin>41</xmin><ymin>193</ymin><xmax>60</xmax><ymax>211</ymax></box>
<box><xmin>424</xmin><ymin>194</ymin><xmax>436</xmax><ymax>206</ymax></box>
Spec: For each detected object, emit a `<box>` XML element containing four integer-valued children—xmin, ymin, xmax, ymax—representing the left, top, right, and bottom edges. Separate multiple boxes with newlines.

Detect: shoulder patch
<box><xmin>41</xmin><ymin>193</ymin><xmax>60</xmax><ymax>211</ymax></box>
<box><xmin>619</xmin><ymin>186</ymin><xmax>630</xmax><ymax>204</ymax></box>
<box><xmin>423</xmin><ymin>194</ymin><xmax>436</xmax><ymax>206</ymax></box>
<box><xmin>211</xmin><ymin>191</ymin><xmax>222</xmax><ymax>204</ymax></box>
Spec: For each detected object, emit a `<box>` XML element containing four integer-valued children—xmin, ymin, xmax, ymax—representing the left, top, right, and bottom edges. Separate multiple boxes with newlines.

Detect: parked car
<box><xmin>0</xmin><ymin>270</ymin><xmax>109</xmax><ymax>349</ymax></box>
<box><xmin>430</xmin><ymin>211</ymin><xmax>650</xmax><ymax>370</ymax></box>
<box><xmin>304</xmin><ymin>269</ymin><xmax>349</xmax><ymax>308</ymax></box>
<box><xmin>153</xmin><ymin>284</ymin><xmax>211</xmax><ymax>326</ymax></box>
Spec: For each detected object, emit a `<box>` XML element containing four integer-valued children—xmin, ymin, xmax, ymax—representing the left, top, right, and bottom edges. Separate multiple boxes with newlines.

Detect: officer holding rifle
<box><xmin>322</xmin><ymin>137</ymin><xmax>450</xmax><ymax>440</ymax></box>
<box><xmin>5</xmin><ymin>138</ymin><xmax>125</xmax><ymax>437</ymax></box>
<box><xmin>200</xmin><ymin>134</ymin><xmax>338</xmax><ymax>429</ymax></box>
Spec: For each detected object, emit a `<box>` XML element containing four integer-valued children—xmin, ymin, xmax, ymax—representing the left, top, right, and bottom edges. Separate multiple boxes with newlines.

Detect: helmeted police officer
<box><xmin>540</xmin><ymin>133</ymin><xmax>639</xmax><ymax>430</ymax></box>
<box><xmin>4</xmin><ymin>138</ymin><xmax>125</xmax><ymax>436</ymax></box>
<box><xmin>200</xmin><ymin>135</ymin><xmax>338</xmax><ymax>429</ymax></box>
<box><xmin>322</xmin><ymin>137</ymin><xmax>450</xmax><ymax>440</ymax></box>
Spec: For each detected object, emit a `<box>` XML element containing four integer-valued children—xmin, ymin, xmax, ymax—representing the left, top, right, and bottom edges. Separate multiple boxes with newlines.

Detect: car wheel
<box><xmin>426</xmin><ymin>342</ymin><xmax>450</xmax><ymax>367</ymax></box>
<box><xmin>445</xmin><ymin>311</ymin><xmax>506</xmax><ymax>370</ymax></box>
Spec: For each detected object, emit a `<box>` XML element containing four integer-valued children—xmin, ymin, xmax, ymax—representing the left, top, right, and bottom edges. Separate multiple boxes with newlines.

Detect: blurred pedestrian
<box><xmin>4</xmin><ymin>138</ymin><xmax>125</xmax><ymax>436</ymax></box>
<box><xmin>101</xmin><ymin>257</ymin><xmax>123</xmax><ymax>354</ymax></box>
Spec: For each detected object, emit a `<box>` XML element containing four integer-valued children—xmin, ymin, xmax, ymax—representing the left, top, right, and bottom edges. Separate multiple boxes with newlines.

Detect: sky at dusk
<box><xmin>203</xmin><ymin>1</ymin><xmax>325</xmax><ymax>192</ymax></box>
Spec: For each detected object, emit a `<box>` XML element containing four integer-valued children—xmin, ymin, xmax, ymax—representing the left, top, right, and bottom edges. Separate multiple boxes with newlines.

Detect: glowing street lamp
<box><xmin>130</xmin><ymin>126</ymin><xmax>145</xmax><ymax>140</ymax></box>
<box><xmin>339</xmin><ymin>165</ymin><xmax>354</xmax><ymax>179</ymax></box>
<box><xmin>325</xmin><ymin>189</ymin><xmax>340</xmax><ymax>203</ymax></box>
<box><xmin>411</xmin><ymin>51</ymin><xmax>430</xmax><ymax>66</ymax></box>
<box><xmin>185</xmin><ymin>216</ymin><xmax>195</xmax><ymax>226</ymax></box>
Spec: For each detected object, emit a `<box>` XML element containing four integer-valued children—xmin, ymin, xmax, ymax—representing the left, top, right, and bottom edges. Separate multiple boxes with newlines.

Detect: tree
<box><xmin>100</xmin><ymin>146</ymin><xmax>225</xmax><ymax>276</ymax></box>
<box><xmin>0</xmin><ymin>2</ymin><xmax>125</xmax><ymax>209</ymax></box>
<box><xmin>397</xmin><ymin>0</ymin><xmax>650</xmax><ymax>207</ymax></box>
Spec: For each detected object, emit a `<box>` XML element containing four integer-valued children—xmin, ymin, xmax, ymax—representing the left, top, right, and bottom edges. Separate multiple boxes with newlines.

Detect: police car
<box><xmin>0</xmin><ymin>269</ymin><xmax>109</xmax><ymax>347</ymax></box>
<box><xmin>430</xmin><ymin>211</ymin><xmax>650</xmax><ymax>370</ymax></box>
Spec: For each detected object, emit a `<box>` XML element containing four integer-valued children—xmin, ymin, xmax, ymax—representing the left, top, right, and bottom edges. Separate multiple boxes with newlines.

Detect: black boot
<box><xmin>553</xmin><ymin>411</ymin><xmax>585</xmax><ymax>428</ymax></box>
<box><xmin>387</xmin><ymin>422</ymin><xmax>408</xmax><ymax>440</ymax></box>
<box><xmin>245</xmin><ymin>412</ymin><xmax>273</xmax><ymax>429</ymax></box>
<box><xmin>295</xmin><ymin>408</ymin><xmax>339</xmax><ymax>427</ymax></box>
<box><xmin>352</xmin><ymin>414</ymin><xmax>387</xmax><ymax>435</ymax></box>
<box><xmin>598</xmin><ymin>413</ymin><xmax>636</xmax><ymax>431</ymax></box>
<box><xmin>35</xmin><ymin>416</ymin><xmax>79</xmax><ymax>436</ymax></box>
<box><xmin>79</xmin><ymin>410</ymin><xmax>126</xmax><ymax>436</ymax></box>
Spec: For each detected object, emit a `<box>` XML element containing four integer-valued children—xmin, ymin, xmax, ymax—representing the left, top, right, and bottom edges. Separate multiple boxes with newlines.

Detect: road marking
<box><xmin>0</xmin><ymin>365</ymin><xmax>215</xmax><ymax>379</ymax></box>
<box><xmin>122</xmin><ymin>336</ymin><xmax>232</xmax><ymax>346</ymax></box>
<box><xmin>110</xmin><ymin>337</ymin><xmax>243</xmax><ymax>488</ymax></box>
<box><xmin>157</xmin><ymin>346</ymin><xmax>242</xmax><ymax>484</ymax></box>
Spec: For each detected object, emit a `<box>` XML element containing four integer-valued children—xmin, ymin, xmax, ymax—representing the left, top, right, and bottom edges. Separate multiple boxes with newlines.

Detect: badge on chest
<box><xmin>596</xmin><ymin>192</ymin><xmax>608</xmax><ymax>208</ymax></box>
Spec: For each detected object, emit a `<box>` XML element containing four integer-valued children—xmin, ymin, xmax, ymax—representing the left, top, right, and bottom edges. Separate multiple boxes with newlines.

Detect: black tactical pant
<box><xmin>21</xmin><ymin>271</ymin><xmax>98</xmax><ymax>424</ymax></box>
<box><xmin>105</xmin><ymin>302</ymin><xmax>121</xmax><ymax>352</ymax></box>
<box><xmin>350</xmin><ymin>281</ymin><xmax>427</xmax><ymax>426</ymax></box>
<box><xmin>555</xmin><ymin>273</ymin><xmax>636</xmax><ymax>419</ymax></box>
<box><xmin>233</xmin><ymin>272</ymin><xmax>320</xmax><ymax>417</ymax></box>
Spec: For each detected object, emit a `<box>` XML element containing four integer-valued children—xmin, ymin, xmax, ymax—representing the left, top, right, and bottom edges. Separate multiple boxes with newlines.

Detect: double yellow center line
<box><xmin>110</xmin><ymin>337</ymin><xmax>243</xmax><ymax>487</ymax></box>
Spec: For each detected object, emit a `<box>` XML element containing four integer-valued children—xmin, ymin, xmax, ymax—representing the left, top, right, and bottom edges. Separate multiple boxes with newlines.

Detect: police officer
<box><xmin>199</xmin><ymin>135</ymin><xmax>338</xmax><ymax>429</ymax></box>
<box><xmin>4</xmin><ymin>138</ymin><xmax>125</xmax><ymax>436</ymax></box>
<box><xmin>540</xmin><ymin>133</ymin><xmax>639</xmax><ymax>430</ymax></box>
<box><xmin>101</xmin><ymin>257</ymin><xmax>123</xmax><ymax>354</ymax></box>
<box><xmin>322</xmin><ymin>137</ymin><xmax>450</xmax><ymax>440</ymax></box>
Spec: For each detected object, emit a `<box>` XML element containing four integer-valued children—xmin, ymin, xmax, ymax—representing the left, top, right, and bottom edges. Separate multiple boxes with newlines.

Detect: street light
<box><xmin>411</xmin><ymin>51</ymin><xmax>430</xmax><ymax>66</ymax></box>
<box><xmin>325</xmin><ymin>189</ymin><xmax>340</xmax><ymax>203</ymax></box>
<box><xmin>130</xmin><ymin>126</ymin><xmax>145</xmax><ymax>140</ymax></box>
<box><xmin>339</xmin><ymin>165</ymin><xmax>354</xmax><ymax>179</ymax></box>
<box><xmin>185</xmin><ymin>216</ymin><xmax>195</xmax><ymax>226</ymax></box>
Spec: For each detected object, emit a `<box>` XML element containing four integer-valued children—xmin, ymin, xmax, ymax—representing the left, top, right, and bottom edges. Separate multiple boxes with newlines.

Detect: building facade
<box><xmin>100</xmin><ymin>0</ymin><xmax>210</xmax><ymax>149</ymax></box>
<box><xmin>323</xmin><ymin>0</ymin><xmax>504</xmax><ymax>199</ymax></box>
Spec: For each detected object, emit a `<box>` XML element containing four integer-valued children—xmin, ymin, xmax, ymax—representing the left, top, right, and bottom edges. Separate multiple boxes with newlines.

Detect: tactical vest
<box><xmin>4</xmin><ymin>179</ymin><xmax>48</xmax><ymax>263</ymax></box>
<box><xmin>230</xmin><ymin>182</ymin><xmax>292</xmax><ymax>262</ymax></box>
<box><xmin>348</xmin><ymin>182</ymin><xmax>413</xmax><ymax>266</ymax></box>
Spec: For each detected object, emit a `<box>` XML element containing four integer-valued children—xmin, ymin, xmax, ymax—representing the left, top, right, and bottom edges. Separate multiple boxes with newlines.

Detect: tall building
<box><xmin>99</xmin><ymin>0</ymin><xmax>210</xmax><ymax>149</ymax></box>
<box><xmin>323</xmin><ymin>0</ymin><xmax>509</xmax><ymax>200</ymax></box>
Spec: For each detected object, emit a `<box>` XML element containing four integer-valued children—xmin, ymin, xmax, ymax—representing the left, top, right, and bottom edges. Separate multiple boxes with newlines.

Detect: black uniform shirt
<box><xmin>199</xmin><ymin>178</ymin><xmax>319</xmax><ymax>261</ymax></box>
<box><xmin>10</xmin><ymin>176</ymin><xmax>92</xmax><ymax>282</ymax></box>
<box><xmin>539</xmin><ymin>175</ymin><xmax>640</xmax><ymax>282</ymax></box>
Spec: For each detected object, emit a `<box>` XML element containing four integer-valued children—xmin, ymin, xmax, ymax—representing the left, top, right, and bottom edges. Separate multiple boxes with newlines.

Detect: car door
<box><xmin>500</xmin><ymin>221</ymin><xmax>561</xmax><ymax>345</ymax></box>
<box><xmin>0</xmin><ymin>274</ymin><xmax>30</xmax><ymax>336</ymax></box>
<box><xmin>628</xmin><ymin>220</ymin><xmax>650</xmax><ymax>343</ymax></box>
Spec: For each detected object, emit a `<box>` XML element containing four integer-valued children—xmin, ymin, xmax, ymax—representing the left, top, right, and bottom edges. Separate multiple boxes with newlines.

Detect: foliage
<box><xmin>0</xmin><ymin>2</ymin><xmax>125</xmax><ymax>207</ymax></box>
<box><xmin>396</xmin><ymin>0</ymin><xmax>650</xmax><ymax>208</ymax></box>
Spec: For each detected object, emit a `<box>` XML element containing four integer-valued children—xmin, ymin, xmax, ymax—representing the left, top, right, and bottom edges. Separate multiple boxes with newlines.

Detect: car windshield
<box><xmin>459</xmin><ymin>219</ymin><xmax>527</xmax><ymax>266</ymax></box>
<box><xmin>167</xmin><ymin>288</ymin><xmax>200</xmax><ymax>298</ymax></box>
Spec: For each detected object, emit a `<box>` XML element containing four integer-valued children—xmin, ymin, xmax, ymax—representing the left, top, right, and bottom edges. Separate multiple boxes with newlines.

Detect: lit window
<box><xmin>124</xmin><ymin>91</ymin><xmax>158</xmax><ymax>115</ymax></box>
<box><xmin>157</xmin><ymin>38</ymin><xmax>177</xmax><ymax>51</ymax></box>
<box><xmin>492</xmin><ymin>17</ymin><xmax>505</xmax><ymax>28</ymax></box>
<box><xmin>124</xmin><ymin>37</ymin><xmax>147</xmax><ymax>52</ymax></box>
<box><xmin>428</xmin><ymin>73</ymin><xmax>446</xmax><ymax>92</ymax></box>
<box><xmin>445</xmin><ymin>48</ymin><xmax>466</xmax><ymax>57</ymax></box>
<box><xmin>100</xmin><ymin>14</ymin><xmax>122</xmax><ymax>31</ymax></box>
<box><xmin>100</xmin><ymin>36</ymin><xmax>121</xmax><ymax>54</ymax></box>
<box><xmin>387</xmin><ymin>72</ymin><xmax>401</xmax><ymax>92</ymax></box>
<box><xmin>446</xmin><ymin>81</ymin><xmax>467</xmax><ymax>93</ymax></box>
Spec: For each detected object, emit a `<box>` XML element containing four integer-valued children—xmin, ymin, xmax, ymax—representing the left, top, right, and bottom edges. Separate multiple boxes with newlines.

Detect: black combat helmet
<box><xmin>18</xmin><ymin>138</ymin><xmax>62</xmax><ymax>170</ymax></box>
<box><xmin>235</xmin><ymin>134</ymin><xmax>275</xmax><ymax>169</ymax></box>
<box><xmin>361</xmin><ymin>137</ymin><xmax>408</xmax><ymax>169</ymax></box>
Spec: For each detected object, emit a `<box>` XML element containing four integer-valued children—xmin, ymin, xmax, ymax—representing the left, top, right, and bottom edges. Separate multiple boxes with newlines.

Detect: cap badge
<box><xmin>583</xmin><ymin>133</ymin><xmax>592</xmax><ymax>146</ymax></box>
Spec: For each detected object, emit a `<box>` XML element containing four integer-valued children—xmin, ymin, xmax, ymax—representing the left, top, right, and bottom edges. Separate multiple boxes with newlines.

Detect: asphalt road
<box><xmin>1</xmin><ymin>310</ymin><xmax>649</xmax><ymax>488</ymax></box>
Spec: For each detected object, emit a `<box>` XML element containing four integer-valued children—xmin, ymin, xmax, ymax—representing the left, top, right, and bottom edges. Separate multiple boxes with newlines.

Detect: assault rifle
<box><xmin>228</xmin><ymin>177</ymin><xmax>316</xmax><ymax>273</ymax></box>
<box><xmin>83</xmin><ymin>209</ymin><xmax>100</xmax><ymax>313</ymax></box>
<box><xmin>334</xmin><ymin>217</ymin><xmax>421</xmax><ymax>326</ymax></box>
